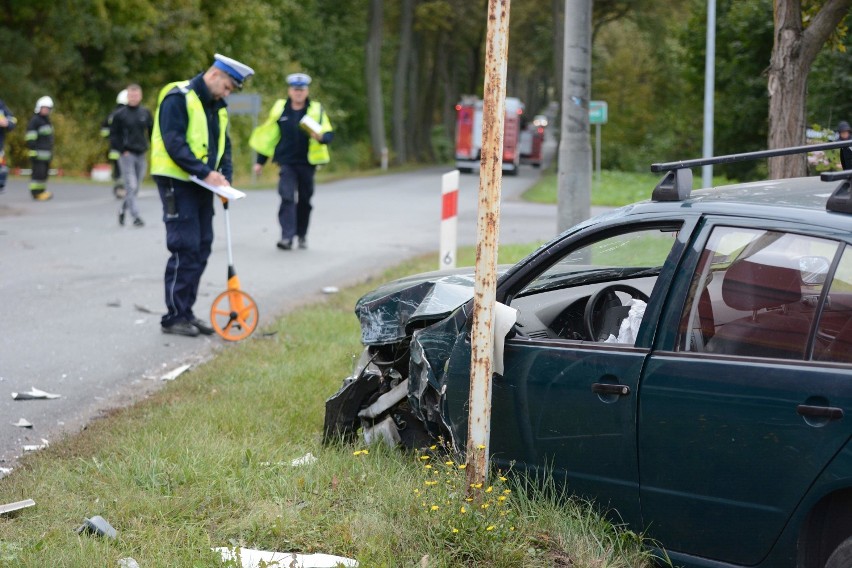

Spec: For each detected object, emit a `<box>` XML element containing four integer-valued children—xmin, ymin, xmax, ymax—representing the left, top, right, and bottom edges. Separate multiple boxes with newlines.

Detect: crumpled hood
<box><xmin>355</xmin><ymin>267</ymin><xmax>510</xmax><ymax>345</ymax></box>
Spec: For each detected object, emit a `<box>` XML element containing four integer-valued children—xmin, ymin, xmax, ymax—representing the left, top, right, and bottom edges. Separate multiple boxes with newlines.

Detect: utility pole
<box><xmin>702</xmin><ymin>0</ymin><xmax>717</xmax><ymax>188</ymax></box>
<box><xmin>556</xmin><ymin>0</ymin><xmax>592</xmax><ymax>233</ymax></box>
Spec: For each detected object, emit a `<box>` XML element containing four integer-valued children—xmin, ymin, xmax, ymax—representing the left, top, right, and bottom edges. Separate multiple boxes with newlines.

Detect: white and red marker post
<box><xmin>439</xmin><ymin>169</ymin><xmax>460</xmax><ymax>270</ymax></box>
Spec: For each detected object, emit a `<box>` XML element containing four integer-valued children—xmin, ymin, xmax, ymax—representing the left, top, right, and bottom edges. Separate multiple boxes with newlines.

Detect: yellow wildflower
<box><xmin>498</xmin><ymin>495</ymin><xmax>507</xmax><ymax>502</ymax></box>
<box><xmin>458</xmin><ymin>464</ymin><xmax>467</xmax><ymax>469</ymax></box>
<box><xmin>499</xmin><ymin>476</ymin><xmax>507</xmax><ymax>481</ymax></box>
<box><xmin>485</xmin><ymin>486</ymin><xmax>493</xmax><ymax>493</ymax></box>
<box><xmin>420</xmin><ymin>455</ymin><xmax>430</xmax><ymax>461</ymax></box>
<box><xmin>503</xmin><ymin>489</ymin><xmax>512</xmax><ymax>495</ymax></box>
<box><xmin>460</xmin><ymin>506</ymin><xmax>467</xmax><ymax>514</ymax></box>
<box><xmin>430</xmin><ymin>445</ymin><xmax>437</xmax><ymax>450</ymax></box>
<box><xmin>452</xmin><ymin>527</ymin><xmax>459</xmax><ymax>533</ymax></box>
<box><xmin>481</xmin><ymin>503</ymin><xmax>490</xmax><ymax>509</ymax></box>
<box><xmin>486</xmin><ymin>525</ymin><xmax>495</xmax><ymax>531</ymax></box>
<box><xmin>430</xmin><ymin>505</ymin><xmax>440</xmax><ymax>511</ymax></box>
<box><xmin>477</xmin><ymin>444</ymin><xmax>486</xmax><ymax>450</ymax></box>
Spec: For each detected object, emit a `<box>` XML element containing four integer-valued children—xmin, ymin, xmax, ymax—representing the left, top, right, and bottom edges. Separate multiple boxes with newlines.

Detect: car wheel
<box><xmin>826</xmin><ymin>535</ymin><xmax>852</xmax><ymax>568</ymax></box>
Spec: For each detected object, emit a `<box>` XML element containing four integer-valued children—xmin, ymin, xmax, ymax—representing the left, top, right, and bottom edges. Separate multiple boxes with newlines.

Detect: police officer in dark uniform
<box><xmin>837</xmin><ymin>121</ymin><xmax>852</xmax><ymax>171</ymax></box>
<box><xmin>150</xmin><ymin>54</ymin><xmax>254</xmax><ymax>337</ymax></box>
<box><xmin>0</xmin><ymin>97</ymin><xmax>17</xmax><ymax>193</ymax></box>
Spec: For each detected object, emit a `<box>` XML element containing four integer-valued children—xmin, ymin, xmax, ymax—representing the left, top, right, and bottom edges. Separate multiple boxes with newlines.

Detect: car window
<box><xmin>677</xmin><ymin>226</ymin><xmax>840</xmax><ymax>360</ymax></box>
<box><xmin>815</xmin><ymin>245</ymin><xmax>852</xmax><ymax>363</ymax></box>
<box><xmin>510</xmin><ymin>225</ymin><xmax>681</xmax><ymax>343</ymax></box>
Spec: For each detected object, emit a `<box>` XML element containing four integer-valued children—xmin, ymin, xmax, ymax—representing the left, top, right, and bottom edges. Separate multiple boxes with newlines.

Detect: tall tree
<box><xmin>393</xmin><ymin>0</ymin><xmax>415</xmax><ymax>164</ymax></box>
<box><xmin>366</xmin><ymin>0</ymin><xmax>387</xmax><ymax>163</ymax></box>
<box><xmin>768</xmin><ymin>0</ymin><xmax>851</xmax><ymax>178</ymax></box>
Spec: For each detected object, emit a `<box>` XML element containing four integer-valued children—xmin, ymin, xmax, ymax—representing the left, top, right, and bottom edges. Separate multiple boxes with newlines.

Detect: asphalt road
<box><xmin>0</xmin><ymin>157</ymin><xmax>589</xmax><ymax>469</ymax></box>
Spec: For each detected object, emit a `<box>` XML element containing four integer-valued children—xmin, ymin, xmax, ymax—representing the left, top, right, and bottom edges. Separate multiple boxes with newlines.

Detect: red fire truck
<box><xmin>519</xmin><ymin>119</ymin><xmax>545</xmax><ymax>168</ymax></box>
<box><xmin>454</xmin><ymin>96</ymin><xmax>524</xmax><ymax>175</ymax></box>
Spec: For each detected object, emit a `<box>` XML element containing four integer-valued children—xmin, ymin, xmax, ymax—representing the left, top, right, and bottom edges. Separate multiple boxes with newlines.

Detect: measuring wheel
<box><xmin>210</xmin><ymin>288</ymin><xmax>259</xmax><ymax>341</ymax></box>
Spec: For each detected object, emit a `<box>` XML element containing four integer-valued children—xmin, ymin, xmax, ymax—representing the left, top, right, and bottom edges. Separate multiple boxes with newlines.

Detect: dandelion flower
<box><xmin>458</xmin><ymin>464</ymin><xmax>467</xmax><ymax>470</ymax></box>
<box><xmin>452</xmin><ymin>528</ymin><xmax>459</xmax><ymax>533</ymax></box>
<box><xmin>420</xmin><ymin>455</ymin><xmax>430</xmax><ymax>461</ymax></box>
<box><xmin>485</xmin><ymin>486</ymin><xmax>493</xmax><ymax>493</ymax></box>
<box><xmin>503</xmin><ymin>489</ymin><xmax>512</xmax><ymax>495</ymax></box>
<box><xmin>499</xmin><ymin>476</ymin><xmax>507</xmax><ymax>481</ymax></box>
<box><xmin>486</xmin><ymin>525</ymin><xmax>495</xmax><ymax>531</ymax></box>
<box><xmin>481</xmin><ymin>503</ymin><xmax>490</xmax><ymax>509</ymax></box>
<box><xmin>510</xmin><ymin>526</ymin><xmax>515</xmax><ymax>531</ymax></box>
<box><xmin>465</xmin><ymin>497</ymin><xmax>473</xmax><ymax>502</ymax></box>
<box><xmin>470</xmin><ymin>483</ymin><xmax>483</xmax><ymax>489</ymax></box>
<box><xmin>425</xmin><ymin>480</ymin><xmax>438</xmax><ymax>486</ymax></box>
<box><xmin>477</xmin><ymin>444</ymin><xmax>486</xmax><ymax>450</ymax></box>
<box><xmin>460</xmin><ymin>506</ymin><xmax>467</xmax><ymax>514</ymax></box>
<box><xmin>498</xmin><ymin>495</ymin><xmax>507</xmax><ymax>502</ymax></box>
<box><xmin>424</xmin><ymin>464</ymin><xmax>433</xmax><ymax>469</ymax></box>
<box><xmin>430</xmin><ymin>445</ymin><xmax>437</xmax><ymax>450</ymax></box>
<box><xmin>445</xmin><ymin>461</ymin><xmax>454</xmax><ymax>466</ymax></box>
<box><xmin>430</xmin><ymin>505</ymin><xmax>440</xmax><ymax>511</ymax></box>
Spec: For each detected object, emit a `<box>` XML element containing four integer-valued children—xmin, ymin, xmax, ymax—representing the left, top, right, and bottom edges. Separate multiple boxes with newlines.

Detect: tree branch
<box><xmin>801</xmin><ymin>0</ymin><xmax>852</xmax><ymax>65</ymax></box>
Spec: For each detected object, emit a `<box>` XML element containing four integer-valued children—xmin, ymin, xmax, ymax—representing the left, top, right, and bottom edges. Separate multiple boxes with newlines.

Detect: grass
<box><xmin>523</xmin><ymin>168</ymin><xmax>735</xmax><ymax>207</ymax></box>
<box><xmin>0</xmin><ymin>245</ymin><xmax>658</xmax><ymax>568</ymax></box>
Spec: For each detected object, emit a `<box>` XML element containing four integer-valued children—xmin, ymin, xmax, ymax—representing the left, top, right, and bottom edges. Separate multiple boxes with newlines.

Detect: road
<box><xmin>0</xmin><ymin>160</ymin><xmax>579</xmax><ymax>469</ymax></box>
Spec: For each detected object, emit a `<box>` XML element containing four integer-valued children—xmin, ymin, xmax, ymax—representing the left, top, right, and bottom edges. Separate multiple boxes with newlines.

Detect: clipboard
<box><xmin>189</xmin><ymin>175</ymin><xmax>247</xmax><ymax>200</ymax></box>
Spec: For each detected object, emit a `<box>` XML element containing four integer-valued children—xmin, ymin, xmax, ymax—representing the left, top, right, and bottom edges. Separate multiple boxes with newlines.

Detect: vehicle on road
<box><xmin>454</xmin><ymin>95</ymin><xmax>524</xmax><ymax>175</ymax></box>
<box><xmin>325</xmin><ymin>142</ymin><xmax>852</xmax><ymax>568</ymax></box>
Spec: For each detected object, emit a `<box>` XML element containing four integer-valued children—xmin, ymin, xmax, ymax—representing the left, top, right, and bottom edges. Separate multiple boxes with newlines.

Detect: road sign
<box><xmin>589</xmin><ymin>100</ymin><xmax>608</xmax><ymax>125</ymax></box>
<box><xmin>227</xmin><ymin>94</ymin><xmax>262</xmax><ymax>116</ymax></box>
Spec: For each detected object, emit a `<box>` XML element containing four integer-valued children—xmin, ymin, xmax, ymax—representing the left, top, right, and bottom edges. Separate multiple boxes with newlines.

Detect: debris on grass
<box><xmin>11</xmin><ymin>418</ymin><xmax>33</xmax><ymax>428</ymax></box>
<box><xmin>215</xmin><ymin>547</ymin><xmax>358</xmax><ymax>567</ymax></box>
<box><xmin>290</xmin><ymin>452</ymin><xmax>318</xmax><ymax>467</ymax></box>
<box><xmin>76</xmin><ymin>515</ymin><xmax>117</xmax><ymax>539</ymax></box>
<box><xmin>11</xmin><ymin>387</ymin><xmax>61</xmax><ymax>400</ymax></box>
<box><xmin>321</xmin><ymin>286</ymin><xmax>339</xmax><ymax>294</ymax></box>
<box><xmin>0</xmin><ymin>499</ymin><xmax>35</xmax><ymax>516</ymax></box>
<box><xmin>160</xmin><ymin>364</ymin><xmax>191</xmax><ymax>381</ymax></box>
<box><xmin>118</xmin><ymin>558</ymin><xmax>140</xmax><ymax>568</ymax></box>
<box><xmin>22</xmin><ymin>439</ymin><xmax>49</xmax><ymax>452</ymax></box>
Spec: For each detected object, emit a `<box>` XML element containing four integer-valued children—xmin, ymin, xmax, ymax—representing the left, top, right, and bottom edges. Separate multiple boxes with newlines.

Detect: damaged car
<box><xmin>324</xmin><ymin>144</ymin><xmax>852</xmax><ymax>568</ymax></box>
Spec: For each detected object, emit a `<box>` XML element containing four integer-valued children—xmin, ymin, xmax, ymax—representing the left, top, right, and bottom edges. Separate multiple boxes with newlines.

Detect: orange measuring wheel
<box><xmin>208</xmin><ymin>198</ymin><xmax>259</xmax><ymax>341</ymax></box>
<box><xmin>210</xmin><ymin>288</ymin><xmax>258</xmax><ymax>341</ymax></box>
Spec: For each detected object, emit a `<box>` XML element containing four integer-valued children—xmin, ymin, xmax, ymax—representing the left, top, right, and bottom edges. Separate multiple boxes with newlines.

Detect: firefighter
<box><xmin>0</xmin><ymin>97</ymin><xmax>16</xmax><ymax>194</ymax></box>
<box><xmin>101</xmin><ymin>89</ymin><xmax>128</xmax><ymax>198</ymax></box>
<box><xmin>25</xmin><ymin>96</ymin><xmax>55</xmax><ymax>201</ymax></box>
<box><xmin>150</xmin><ymin>53</ymin><xmax>254</xmax><ymax>337</ymax></box>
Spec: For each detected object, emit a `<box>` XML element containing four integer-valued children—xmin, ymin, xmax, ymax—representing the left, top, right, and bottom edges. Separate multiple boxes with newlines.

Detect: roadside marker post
<box><xmin>440</xmin><ymin>170</ymin><xmax>460</xmax><ymax>270</ymax></box>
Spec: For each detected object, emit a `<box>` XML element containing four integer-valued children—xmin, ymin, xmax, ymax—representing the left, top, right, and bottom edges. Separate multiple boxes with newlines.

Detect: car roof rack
<box><xmin>650</xmin><ymin>140</ymin><xmax>852</xmax><ymax>204</ymax></box>
<box><xmin>820</xmin><ymin>170</ymin><xmax>852</xmax><ymax>214</ymax></box>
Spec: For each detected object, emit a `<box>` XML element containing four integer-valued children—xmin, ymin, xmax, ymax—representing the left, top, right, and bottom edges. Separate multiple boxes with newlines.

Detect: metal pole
<box><xmin>702</xmin><ymin>0</ymin><xmax>716</xmax><ymax>188</ymax></box>
<box><xmin>466</xmin><ymin>0</ymin><xmax>510</xmax><ymax>489</ymax></box>
<box><xmin>595</xmin><ymin>123</ymin><xmax>601</xmax><ymax>184</ymax></box>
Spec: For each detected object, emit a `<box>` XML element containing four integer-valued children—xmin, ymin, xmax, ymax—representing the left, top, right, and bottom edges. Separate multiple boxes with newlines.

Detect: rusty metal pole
<box><xmin>466</xmin><ymin>0</ymin><xmax>511</xmax><ymax>489</ymax></box>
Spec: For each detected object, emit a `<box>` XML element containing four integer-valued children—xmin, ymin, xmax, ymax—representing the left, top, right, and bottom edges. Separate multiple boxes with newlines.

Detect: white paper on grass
<box><xmin>492</xmin><ymin>302</ymin><xmax>518</xmax><ymax>376</ymax></box>
<box><xmin>214</xmin><ymin>547</ymin><xmax>358</xmax><ymax>567</ymax></box>
<box><xmin>160</xmin><ymin>364</ymin><xmax>191</xmax><ymax>381</ymax></box>
<box><xmin>189</xmin><ymin>175</ymin><xmax>246</xmax><ymax>200</ymax></box>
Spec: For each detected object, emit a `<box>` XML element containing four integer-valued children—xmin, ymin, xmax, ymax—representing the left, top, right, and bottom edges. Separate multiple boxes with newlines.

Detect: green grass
<box><xmin>0</xmin><ymin>246</ymin><xmax>658</xmax><ymax>568</ymax></box>
<box><xmin>523</xmin><ymin>168</ymin><xmax>735</xmax><ymax>207</ymax></box>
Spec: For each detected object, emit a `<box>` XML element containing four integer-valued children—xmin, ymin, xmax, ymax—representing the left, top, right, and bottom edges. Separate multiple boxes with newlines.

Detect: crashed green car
<box><xmin>325</xmin><ymin>143</ymin><xmax>852</xmax><ymax>568</ymax></box>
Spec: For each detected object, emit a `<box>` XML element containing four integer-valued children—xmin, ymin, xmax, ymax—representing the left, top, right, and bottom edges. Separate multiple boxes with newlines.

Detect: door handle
<box><xmin>591</xmin><ymin>383</ymin><xmax>631</xmax><ymax>396</ymax></box>
<box><xmin>797</xmin><ymin>405</ymin><xmax>844</xmax><ymax>420</ymax></box>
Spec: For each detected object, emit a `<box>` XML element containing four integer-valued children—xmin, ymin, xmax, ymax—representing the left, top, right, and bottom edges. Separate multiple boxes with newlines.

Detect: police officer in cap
<box><xmin>837</xmin><ymin>120</ymin><xmax>852</xmax><ymax>171</ymax></box>
<box><xmin>151</xmin><ymin>53</ymin><xmax>254</xmax><ymax>337</ymax></box>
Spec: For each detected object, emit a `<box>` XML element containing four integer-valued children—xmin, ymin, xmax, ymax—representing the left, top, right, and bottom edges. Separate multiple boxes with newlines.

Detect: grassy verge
<box><xmin>0</xmin><ymin>246</ymin><xmax>657</xmax><ymax>567</ymax></box>
<box><xmin>523</xmin><ymin>168</ymin><xmax>734</xmax><ymax>207</ymax></box>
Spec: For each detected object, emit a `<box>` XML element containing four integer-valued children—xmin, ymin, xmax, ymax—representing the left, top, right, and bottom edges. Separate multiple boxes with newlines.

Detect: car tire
<box><xmin>826</xmin><ymin>535</ymin><xmax>852</xmax><ymax>568</ymax></box>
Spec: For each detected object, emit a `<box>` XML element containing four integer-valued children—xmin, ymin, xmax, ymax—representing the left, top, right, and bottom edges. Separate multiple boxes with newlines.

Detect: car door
<box><xmin>639</xmin><ymin>220</ymin><xmax>852</xmax><ymax>565</ymax></box>
<box><xmin>452</xmin><ymin>220</ymin><xmax>691</xmax><ymax>527</ymax></box>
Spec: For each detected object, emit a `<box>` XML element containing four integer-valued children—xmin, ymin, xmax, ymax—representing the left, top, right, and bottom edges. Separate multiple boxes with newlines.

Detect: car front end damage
<box><xmin>323</xmin><ymin>269</ymin><xmax>483</xmax><ymax>450</ymax></box>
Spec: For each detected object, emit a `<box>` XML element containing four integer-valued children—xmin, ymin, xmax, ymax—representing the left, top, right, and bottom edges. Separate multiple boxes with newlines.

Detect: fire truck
<box><xmin>454</xmin><ymin>96</ymin><xmax>524</xmax><ymax>175</ymax></box>
<box><xmin>519</xmin><ymin>118</ymin><xmax>545</xmax><ymax>168</ymax></box>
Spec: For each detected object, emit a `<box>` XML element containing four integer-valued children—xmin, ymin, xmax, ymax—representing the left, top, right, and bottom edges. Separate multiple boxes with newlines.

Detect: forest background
<box><xmin>1</xmin><ymin>0</ymin><xmax>851</xmax><ymax>182</ymax></box>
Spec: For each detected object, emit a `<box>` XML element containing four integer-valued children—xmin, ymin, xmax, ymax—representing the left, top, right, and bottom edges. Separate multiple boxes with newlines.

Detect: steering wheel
<box><xmin>583</xmin><ymin>284</ymin><xmax>649</xmax><ymax>342</ymax></box>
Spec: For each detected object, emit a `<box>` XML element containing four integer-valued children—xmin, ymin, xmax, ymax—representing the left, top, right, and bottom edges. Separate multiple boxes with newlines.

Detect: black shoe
<box><xmin>297</xmin><ymin>237</ymin><xmax>307</xmax><ymax>249</ymax></box>
<box><xmin>133</xmin><ymin>217</ymin><xmax>144</xmax><ymax>227</ymax></box>
<box><xmin>189</xmin><ymin>317</ymin><xmax>214</xmax><ymax>335</ymax></box>
<box><xmin>118</xmin><ymin>211</ymin><xmax>125</xmax><ymax>226</ymax></box>
<box><xmin>276</xmin><ymin>239</ymin><xmax>292</xmax><ymax>250</ymax></box>
<box><xmin>161</xmin><ymin>320</ymin><xmax>200</xmax><ymax>337</ymax></box>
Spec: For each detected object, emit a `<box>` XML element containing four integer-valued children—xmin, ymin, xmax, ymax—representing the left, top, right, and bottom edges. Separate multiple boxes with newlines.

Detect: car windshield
<box><xmin>518</xmin><ymin>225</ymin><xmax>680</xmax><ymax>296</ymax></box>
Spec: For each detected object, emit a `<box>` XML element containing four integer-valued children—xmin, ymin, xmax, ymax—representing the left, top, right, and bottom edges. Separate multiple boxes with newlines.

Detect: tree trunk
<box><xmin>552</xmin><ymin>0</ymin><xmax>564</xmax><ymax>105</ymax></box>
<box><xmin>392</xmin><ymin>0</ymin><xmax>414</xmax><ymax>164</ymax></box>
<box><xmin>365</xmin><ymin>0</ymin><xmax>386</xmax><ymax>163</ymax></box>
<box><xmin>557</xmin><ymin>0</ymin><xmax>592</xmax><ymax>233</ymax></box>
<box><xmin>767</xmin><ymin>0</ymin><xmax>852</xmax><ymax>178</ymax></box>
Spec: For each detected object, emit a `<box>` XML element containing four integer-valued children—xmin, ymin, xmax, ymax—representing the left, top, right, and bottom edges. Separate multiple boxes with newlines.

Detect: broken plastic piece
<box><xmin>291</xmin><ymin>452</ymin><xmax>318</xmax><ymax>467</ymax></box>
<box><xmin>322</xmin><ymin>286</ymin><xmax>339</xmax><ymax>294</ymax></box>
<box><xmin>76</xmin><ymin>515</ymin><xmax>117</xmax><ymax>539</ymax></box>
<box><xmin>23</xmin><ymin>439</ymin><xmax>49</xmax><ymax>452</ymax></box>
<box><xmin>118</xmin><ymin>558</ymin><xmax>140</xmax><ymax>568</ymax></box>
<box><xmin>0</xmin><ymin>499</ymin><xmax>35</xmax><ymax>516</ymax></box>
<box><xmin>0</xmin><ymin>467</ymin><xmax>12</xmax><ymax>479</ymax></box>
<box><xmin>12</xmin><ymin>387</ymin><xmax>61</xmax><ymax>400</ymax></box>
<box><xmin>160</xmin><ymin>364</ymin><xmax>191</xmax><ymax>381</ymax></box>
<box><xmin>12</xmin><ymin>418</ymin><xmax>33</xmax><ymax>428</ymax></box>
<box><xmin>363</xmin><ymin>415</ymin><xmax>402</xmax><ymax>447</ymax></box>
<box><xmin>214</xmin><ymin>547</ymin><xmax>358</xmax><ymax>567</ymax></box>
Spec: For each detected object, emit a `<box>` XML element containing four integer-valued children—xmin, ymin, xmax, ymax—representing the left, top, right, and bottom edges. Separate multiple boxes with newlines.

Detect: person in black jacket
<box><xmin>0</xmin><ymin>97</ymin><xmax>16</xmax><ymax>193</ymax></box>
<box><xmin>837</xmin><ymin>121</ymin><xmax>852</xmax><ymax>171</ymax></box>
<box><xmin>101</xmin><ymin>90</ymin><xmax>127</xmax><ymax>199</ymax></box>
<box><xmin>110</xmin><ymin>84</ymin><xmax>153</xmax><ymax>227</ymax></box>
<box><xmin>26</xmin><ymin>96</ymin><xmax>55</xmax><ymax>201</ymax></box>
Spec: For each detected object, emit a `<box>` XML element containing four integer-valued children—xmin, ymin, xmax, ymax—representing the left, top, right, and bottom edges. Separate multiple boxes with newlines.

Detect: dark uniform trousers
<box><xmin>155</xmin><ymin>176</ymin><xmax>214</xmax><ymax>327</ymax></box>
<box><xmin>277</xmin><ymin>164</ymin><xmax>316</xmax><ymax>241</ymax></box>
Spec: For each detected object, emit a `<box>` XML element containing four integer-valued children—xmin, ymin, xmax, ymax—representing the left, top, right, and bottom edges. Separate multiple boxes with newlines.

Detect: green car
<box><xmin>325</xmin><ymin>143</ymin><xmax>852</xmax><ymax>568</ymax></box>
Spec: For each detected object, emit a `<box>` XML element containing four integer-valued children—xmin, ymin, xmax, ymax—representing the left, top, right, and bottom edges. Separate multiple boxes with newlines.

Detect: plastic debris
<box><xmin>12</xmin><ymin>418</ymin><xmax>33</xmax><ymax>428</ymax></box>
<box><xmin>321</xmin><ymin>286</ymin><xmax>339</xmax><ymax>294</ymax></box>
<box><xmin>76</xmin><ymin>515</ymin><xmax>117</xmax><ymax>539</ymax></box>
<box><xmin>160</xmin><ymin>364</ymin><xmax>191</xmax><ymax>381</ymax></box>
<box><xmin>0</xmin><ymin>467</ymin><xmax>12</xmax><ymax>479</ymax></box>
<box><xmin>118</xmin><ymin>558</ymin><xmax>140</xmax><ymax>568</ymax></box>
<box><xmin>23</xmin><ymin>439</ymin><xmax>49</xmax><ymax>452</ymax></box>
<box><xmin>214</xmin><ymin>547</ymin><xmax>358</xmax><ymax>567</ymax></box>
<box><xmin>291</xmin><ymin>452</ymin><xmax>318</xmax><ymax>467</ymax></box>
<box><xmin>0</xmin><ymin>499</ymin><xmax>35</xmax><ymax>515</ymax></box>
<box><xmin>12</xmin><ymin>387</ymin><xmax>61</xmax><ymax>400</ymax></box>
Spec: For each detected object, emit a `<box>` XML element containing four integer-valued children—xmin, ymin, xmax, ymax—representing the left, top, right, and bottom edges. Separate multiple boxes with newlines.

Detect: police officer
<box><xmin>0</xmin><ymin>97</ymin><xmax>16</xmax><ymax>194</ymax></box>
<box><xmin>26</xmin><ymin>96</ymin><xmax>55</xmax><ymax>201</ymax></box>
<box><xmin>250</xmin><ymin>72</ymin><xmax>333</xmax><ymax>250</ymax></box>
<box><xmin>837</xmin><ymin>121</ymin><xmax>852</xmax><ymax>171</ymax></box>
<box><xmin>150</xmin><ymin>54</ymin><xmax>254</xmax><ymax>337</ymax></box>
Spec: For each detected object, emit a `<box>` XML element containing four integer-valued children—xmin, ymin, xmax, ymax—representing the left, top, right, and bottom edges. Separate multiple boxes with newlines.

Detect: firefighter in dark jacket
<box><xmin>26</xmin><ymin>96</ymin><xmax>55</xmax><ymax>201</ymax></box>
<box><xmin>150</xmin><ymin>54</ymin><xmax>254</xmax><ymax>337</ymax></box>
<box><xmin>101</xmin><ymin>89</ymin><xmax>128</xmax><ymax>198</ymax></box>
<box><xmin>0</xmin><ymin>97</ymin><xmax>16</xmax><ymax>193</ymax></box>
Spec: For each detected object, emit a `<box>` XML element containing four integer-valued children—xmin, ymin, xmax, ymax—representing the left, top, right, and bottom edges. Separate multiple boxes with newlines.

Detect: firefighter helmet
<box><xmin>34</xmin><ymin>96</ymin><xmax>54</xmax><ymax>112</ymax></box>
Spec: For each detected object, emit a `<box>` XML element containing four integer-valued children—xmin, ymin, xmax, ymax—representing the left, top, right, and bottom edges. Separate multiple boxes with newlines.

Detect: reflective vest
<box><xmin>249</xmin><ymin>99</ymin><xmax>331</xmax><ymax>165</ymax></box>
<box><xmin>150</xmin><ymin>81</ymin><xmax>228</xmax><ymax>180</ymax></box>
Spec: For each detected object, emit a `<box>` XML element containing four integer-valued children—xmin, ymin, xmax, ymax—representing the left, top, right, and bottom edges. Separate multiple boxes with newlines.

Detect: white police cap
<box><xmin>213</xmin><ymin>54</ymin><xmax>255</xmax><ymax>89</ymax></box>
<box><xmin>287</xmin><ymin>73</ymin><xmax>312</xmax><ymax>88</ymax></box>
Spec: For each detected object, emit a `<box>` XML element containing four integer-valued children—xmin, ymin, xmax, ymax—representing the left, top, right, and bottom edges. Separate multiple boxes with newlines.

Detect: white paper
<box><xmin>160</xmin><ymin>364</ymin><xmax>191</xmax><ymax>381</ymax></box>
<box><xmin>493</xmin><ymin>302</ymin><xmax>518</xmax><ymax>375</ymax></box>
<box><xmin>189</xmin><ymin>175</ymin><xmax>246</xmax><ymax>200</ymax></box>
<box><xmin>214</xmin><ymin>547</ymin><xmax>358</xmax><ymax>568</ymax></box>
<box><xmin>12</xmin><ymin>387</ymin><xmax>61</xmax><ymax>400</ymax></box>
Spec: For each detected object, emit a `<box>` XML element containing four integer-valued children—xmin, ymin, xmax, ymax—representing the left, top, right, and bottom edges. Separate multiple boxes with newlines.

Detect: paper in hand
<box><xmin>189</xmin><ymin>175</ymin><xmax>247</xmax><ymax>200</ymax></box>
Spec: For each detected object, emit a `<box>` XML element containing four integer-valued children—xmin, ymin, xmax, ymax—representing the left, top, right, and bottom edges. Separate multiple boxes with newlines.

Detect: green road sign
<box><xmin>589</xmin><ymin>101</ymin><xmax>608</xmax><ymax>125</ymax></box>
